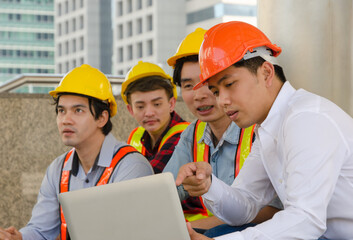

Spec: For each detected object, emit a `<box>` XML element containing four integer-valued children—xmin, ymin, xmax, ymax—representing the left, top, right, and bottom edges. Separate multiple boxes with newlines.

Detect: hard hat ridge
<box><xmin>198</xmin><ymin>21</ymin><xmax>282</xmax><ymax>85</ymax></box>
<box><xmin>49</xmin><ymin>64</ymin><xmax>117</xmax><ymax>117</ymax></box>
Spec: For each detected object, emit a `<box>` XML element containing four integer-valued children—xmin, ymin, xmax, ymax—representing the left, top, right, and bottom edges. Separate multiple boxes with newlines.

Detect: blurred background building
<box><xmin>0</xmin><ymin>0</ymin><xmax>257</xmax><ymax>93</ymax></box>
<box><xmin>0</xmin><ymin>0</ymin><xmax>55</xmax><ymax>86</ymax></box>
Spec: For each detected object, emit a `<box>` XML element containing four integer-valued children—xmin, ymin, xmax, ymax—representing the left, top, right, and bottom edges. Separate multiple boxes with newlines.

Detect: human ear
<box><xmin>169</xmin><ymin>97</ymin><xmax>176</xmax><ymax>113</ymax></box>
<box><xmin>126</xmin><ymin>104</ymin><xmax>134</xmax><ymax>116</ymax></box>
<box><xmin>97</xmin><ymin>110</ymin><xmax>109</xmax><ymax>127</ymax></box>
<box><xmin>261</xmin><ymin>61</ymin><xmax>275</xmax><ymax>87</ymax></box>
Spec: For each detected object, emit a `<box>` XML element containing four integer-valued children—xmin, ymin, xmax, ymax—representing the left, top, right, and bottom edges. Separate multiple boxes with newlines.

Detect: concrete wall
<box><xmin>258</xmin><ymin>0</ymin><xmax>353</xmax><ymax>116</ymax></box>
<box><xmin>0</xmin><ymin>93</ymin><xmax>195</xmax><ymax>228</ymax></box>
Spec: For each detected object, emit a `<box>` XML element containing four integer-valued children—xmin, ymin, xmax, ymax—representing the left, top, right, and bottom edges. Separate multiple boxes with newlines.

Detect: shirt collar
<box><xmin>201</xmin><ymin>121</ymin><xmax>241</xmax><ymax>147</ymax></box>
<box><xmin>259</xmin><ymin>81</ymin><xmax>296</xmax><ymax>139</ymax></box>
<box><xmin>62</xmin><ymin>133</ymin><xmax>116</xmax><ymax>173</ymax></box>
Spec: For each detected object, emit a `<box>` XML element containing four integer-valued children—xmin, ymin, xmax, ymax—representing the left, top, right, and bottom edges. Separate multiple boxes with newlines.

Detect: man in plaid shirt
<box><xmin>121</xmin><ymin>61</ymin><xmax>189</xmax><ymax>173</ymax></box>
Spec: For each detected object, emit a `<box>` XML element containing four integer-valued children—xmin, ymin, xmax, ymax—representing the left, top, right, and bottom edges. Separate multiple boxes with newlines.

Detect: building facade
<box><xmin>0</xmin><ymin>0</ymin><xmax>55</xmax><ymax>84</ymax></box>
<box><xmin>55</xmin><ymin>0</ymin><xmax>112</xmax><ymax>74</ymax></box>
<box><xmin>112</xmin><ymin>0</ymin><xmax>186</xmax><ymax>76</ymax></box>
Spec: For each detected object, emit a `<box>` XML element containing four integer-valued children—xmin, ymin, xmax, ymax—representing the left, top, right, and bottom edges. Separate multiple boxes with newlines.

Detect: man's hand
<box><xmin>176</xmin><ymin>162</ymin><xmax>212</xmax><ymax>197</ymax></box>
<box><xmin>0</xmin><ymin>227</ymin><xmax>22</xmax><ymax>240</ymax></box>
<box><xmin>187</xmin><ymin>222</ymin><xmax>214</xmax><ymax>240</ymax></box>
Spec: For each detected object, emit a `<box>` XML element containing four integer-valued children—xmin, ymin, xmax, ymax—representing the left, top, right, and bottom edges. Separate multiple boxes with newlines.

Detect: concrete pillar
<box><xmin>257</xmin><ymin>0</ymin><xmax>353</xmax><ymax>116</ymax></box>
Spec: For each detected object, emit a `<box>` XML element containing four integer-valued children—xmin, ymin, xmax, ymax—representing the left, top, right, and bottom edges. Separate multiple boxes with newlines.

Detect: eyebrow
<box><xmin>57</xmin><ymin>104</ymin><xmax>87</xmax><ymax>109</ymax></box>
<box><xmin>134</xmin><ymin>96</ymin><xmax>163</xmax><ymax>104</ymax></box>
<box><xmin>180</xmin><ymin>78</ymin><xmax>192</xmax><ymax>83</ymax></box>
<box><xmin>216</xmin><ymin>74</ymin><xmax>231</xmax><ymax>85</ymax></box>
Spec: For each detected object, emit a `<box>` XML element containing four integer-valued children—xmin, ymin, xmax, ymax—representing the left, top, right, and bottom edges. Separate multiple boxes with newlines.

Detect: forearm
<box><xmin>190</xmin><ymin>216</ymin><xmax>224</xmax><ymax>230</ymax></box>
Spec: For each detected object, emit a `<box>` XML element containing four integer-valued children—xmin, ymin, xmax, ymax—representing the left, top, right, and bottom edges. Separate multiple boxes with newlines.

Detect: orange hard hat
<box><xmin>197</xmin><ymin>21</ymin><xmax>282</xmax><ymax>87</ymax></box>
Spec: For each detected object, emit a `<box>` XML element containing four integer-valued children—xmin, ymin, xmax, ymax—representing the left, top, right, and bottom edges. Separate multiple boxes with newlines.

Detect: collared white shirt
<box><xmin>203</xmin><ymin>82</ymin><xmax>353</xmax><ymax>239</ymax></box>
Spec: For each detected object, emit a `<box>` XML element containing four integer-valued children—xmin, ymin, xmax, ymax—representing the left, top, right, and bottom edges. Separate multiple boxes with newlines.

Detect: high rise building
<box><xmin>0</xmin><ymin>0</ymin><xmax>55</xmax><ymax>84</ymax></box>
<box><xmin>112</xmin><ymin>0</ymin><xmax>186</xmax><ymax>75</ymax></box>
<box><xmin>55</xmin><ymin>0</ymin><xmax>112</xmax><ymax>74</ymax></box>
<box><xmin>185</xmin><ymin>0</ymin><xmax>257</xmax><ymax>33</ymax></box>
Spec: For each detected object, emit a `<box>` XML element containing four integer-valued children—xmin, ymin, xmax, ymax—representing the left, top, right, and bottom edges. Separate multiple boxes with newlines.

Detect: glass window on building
<box><xmin>72</xmin><ymin>59</ymin><xmax>76</xmax><ymax>68</ymax></box>
<box><xmin>72</xmin><ymin>18</ymin><xmax>76</xmax><ymax>31</ymax></box>
<box><xmin>72</xmin><ymin>0</ymin><xmax>76</xmax><ymax>11</ymax></box>
<box><xmin>80</xmin><ymin>36</ymin><xmax>84</xmax><ymax>50</ymax></box>
<box><xmin>58</xmin><ymin>3</ymin><xmax>62</xmax><ymax>16</ymax></box>
<box><xmin>58</xmin><ymin>23</ymin><xmax>62</xmax><ymax>36</ymax></box>
<box><xmin>65</xmin><ymin>41</ymin><xmax>69</xmax><ymax>54</ymax></box>
<box><xmin>147</xmin><ymin>0</ymin><xmax>152</xmax><ymax>7</ymax></box>
<box><xmin>136</xmin><ymin>18</ymin><xmax>142</xmax><ymax>34</ymax></box>
<box><xmin>65</xmin><ymin>20</ymin><xmax>69</xmax><ymax>34</ymax></box>
<box><xmin>147</xmin><ymin>39</ymin><xmax>153</xmax><ymax>56</ymax></box>
<box><xmin>127</xmin><ymin>0</ymin><xmax>132</xmax><ymax>13</ymax></box>
<box><xmin>146</xmin><ymin>15</ymin><xmax>152</xmax><ymax>31</ymax></box>
<box><xmin>137</xmin><ymin>42</ymin><xmax>142</xmax><ymax>58</ymax></box>
<box><xmin>136</xmin><ymin>0</ymin><xmax>142</xmax><ymax>10</ymax></box>
<box><xmin>118</xmin><ymin>24</ymin><xmax>123</xmax><ymax>39</ymax></box>
<box><xmin>59</xmin><ymin>63</ymin><xmax>62</xmax><ymax>73</ymax></box>
<box><xmin>65</xmin><ymin>1</ymin><xmax>69</xmax><ymax>14</ymax></box>
<box><xmin>118</xmin><ymin>70</ymin><xmax>124</xmax><ymax>75</ymax></box>
<box><xmin>127</xmin><ymin>44</ymin><xmax>133</xmax><ymax>60</ymax></box>
<box><xmin>80</xmin><ymin>15</ymin><xmax>84</xmax><ymax>29</ymax></box>
<box><xmin>80</xmin><ymin>57</ymin><xmax>84</xmax><ymax>65</ymax></box>
<box><xmin>118</xmin><ymin>47</ymin><xmax>123</xmax><ymax>62</ymax></box>
<box><xmin>127</xmin><ymin>21</ymin><xmax>132</xmax><ymax>37</ymax></box>
<box><xmin>80</xmin><ymin>0</ymin><xmax>84</xmax><ymax>8</ymax></box>
<box><xmin>117</xmin><ymin>1</ymin><xmax>123</xmax><ymax>16</ymax></box>
<box><xmin>72</xmin><ymin>39</ymin><xmax>76</xmax><ymax>52</ymax></box>
<box><xmin>66</xmin><ymin>61</ymin><xmax>69</xmax><ymax>72</ymax></box>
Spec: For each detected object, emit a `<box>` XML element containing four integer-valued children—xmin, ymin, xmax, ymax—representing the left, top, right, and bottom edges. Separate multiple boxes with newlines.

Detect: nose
<box><xmin>60</xmin><ymin>111</ymin><xmax>74</xmax><ymax>125</ymax></box>
<box><xmin>144</xmin><ymin>104</ymin><xmax>155</xmax><ymax>117</ymax></box>
<box><xmin>194</xmin><ymin>85</ymin><xmax>210</xmax><ymax>101</ymax></box>
<box><xmin>217</xmin><ymin>89</ymin><xmax>231</xmax><ymax>108</ymax></box>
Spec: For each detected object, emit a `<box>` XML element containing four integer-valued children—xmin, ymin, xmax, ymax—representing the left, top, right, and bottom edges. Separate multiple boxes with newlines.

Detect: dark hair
<box><xmin>233</xmin><ymin>56</ymin><xmax>287</xmax><ymax>83</ymax></box>
<box><xmin>173</xmin><ymin>55</ymin><xmax>199</xmax><ymax>87</ymax></box>
<box><xmin>124</xmin><ymin>76</ymin><xmax>174</xmax><ymax>104</ymax></box>
<box><xmin>54</xmin><ymin>93</ymin><xmax>112</xmax><ymax>135</ymax></box>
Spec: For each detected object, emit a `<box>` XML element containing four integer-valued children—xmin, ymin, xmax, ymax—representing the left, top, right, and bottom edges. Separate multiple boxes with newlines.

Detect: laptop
<box><xmin>59</xmin><ymin>172</ymin><xmax>190</xmax><ymax>240</ymax></box>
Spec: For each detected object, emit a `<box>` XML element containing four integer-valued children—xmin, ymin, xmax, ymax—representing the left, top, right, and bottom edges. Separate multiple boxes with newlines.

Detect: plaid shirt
<box><xmin>140</xmin><ymin>111</ymin><xmax>188</xmax><ymax>174</ymax></box>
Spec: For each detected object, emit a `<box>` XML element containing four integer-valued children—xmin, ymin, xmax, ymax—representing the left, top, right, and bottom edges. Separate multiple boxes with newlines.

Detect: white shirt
<box><xmin>203</xmin><ymin>82</ymin><xmax>353</xmax><ymax>240</ymax></box>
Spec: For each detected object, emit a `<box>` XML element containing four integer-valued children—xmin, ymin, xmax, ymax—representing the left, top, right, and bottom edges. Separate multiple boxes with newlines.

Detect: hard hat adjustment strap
<box><xmin>242</xmin><ymin>46</ymin><xmax>278</xmax><ymax>65</ymax></box>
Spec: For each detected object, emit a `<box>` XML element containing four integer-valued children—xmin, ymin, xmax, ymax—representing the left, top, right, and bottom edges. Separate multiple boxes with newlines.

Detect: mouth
<box><xmin>62</xmin><ymin>128</ymin><xmax>75</xmax><ymax>135</ymax></box>
<box><xmin>196</xmin><ymin>105</ymin><xmax>214</xmax><ymax>113</ymax></box>
<box><xmin>143</xmin><ymin>119</ymin><xmax>159</xmax><ymax>125</ymax></box>
<box><xmin>226</xmin><ymin>110</ymin><xmax>239</xmax><ymax>120</ymax></box>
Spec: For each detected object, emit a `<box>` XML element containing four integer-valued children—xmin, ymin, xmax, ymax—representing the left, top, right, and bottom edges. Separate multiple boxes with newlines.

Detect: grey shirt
<box><xmin>20</xmin><ymin>133</ymin><xmax>153</xmax><ymax>240</ymax></box>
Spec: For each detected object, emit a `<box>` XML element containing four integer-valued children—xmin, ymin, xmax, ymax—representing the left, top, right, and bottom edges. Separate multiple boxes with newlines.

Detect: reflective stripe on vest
<box><xmin>127</xmin><ymin>122</ymin><xmax>189</xmax><ymax>155</ymax></box>
<box><xmin>59</xmin><ymin>146</ymin><xmax>138</xmax><ymax>240</ymax></box>
<box><xmin>185</xmin><ymin>120</ymin><xmax>255</xmax><ymax>221</ymax></box>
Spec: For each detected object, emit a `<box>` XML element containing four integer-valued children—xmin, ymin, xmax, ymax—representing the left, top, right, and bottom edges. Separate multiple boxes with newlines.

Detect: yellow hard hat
<box><xmin>121</xmin><ymin>61</ymin><xmax>177</xmax><ymax>104</ymax></box>
<box><xmin>167</xmin><ymin>28</ymin><xmax>207</xmax><ymax>68</ymax></box>
<box><xmin>49</xmin><ymin>64</ymin><xmax>117</xmax><ymax>117</ymax></box>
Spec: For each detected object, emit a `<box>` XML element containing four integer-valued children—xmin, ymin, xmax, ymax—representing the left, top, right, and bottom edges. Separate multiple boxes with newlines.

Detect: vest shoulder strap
<box><xmin>96</xmin><ymin>145</ymin><xmax>139</xmax><ymax>186</ymax></box>
<box><xmin>127</xmin><ymin>127</ymin><xmax>145</xmax><ymax>153</ymax></box>
<box><xmin>158</xmin><ymin>122</ymin><xmax>190</xmax><ymax>151</ymax></box>
<box><xmin>193</xmin><ymin>120</ymin><xmax>209</xmax><ymax>163</ymax></box>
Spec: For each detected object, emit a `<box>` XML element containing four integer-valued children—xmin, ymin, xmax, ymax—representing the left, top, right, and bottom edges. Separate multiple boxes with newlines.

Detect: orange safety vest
<box><xmin>59</xmin><ymin>145</ymin><xmax>138</xmax><ymax>240</ymax></box>
<box><xmin>184</xmin><ymin>120</ymin><xmax>255</xmax><ymax>222</ymax></box>
<box><xmin>127</xmin><ymin>122</ymin><xmax>190</xmax><ymax>155</ymax></box>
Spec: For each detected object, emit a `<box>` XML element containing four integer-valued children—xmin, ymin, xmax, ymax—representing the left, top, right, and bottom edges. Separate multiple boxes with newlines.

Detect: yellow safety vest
<box><xmin>184</xmin><ymin>120</ymin><xmax>255</xmax><ymax>222</ymax></box>
<box><xmin>127</xmin><ymin>122</ymin><xmax>190</xmax><ymax>155</ymax></box>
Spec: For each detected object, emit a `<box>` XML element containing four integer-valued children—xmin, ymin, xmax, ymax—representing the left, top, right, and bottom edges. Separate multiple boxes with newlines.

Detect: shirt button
<box><xmin>279</xmin><ymin>179</ymin><xmax>283</xmax><ymax>184</ymax></box>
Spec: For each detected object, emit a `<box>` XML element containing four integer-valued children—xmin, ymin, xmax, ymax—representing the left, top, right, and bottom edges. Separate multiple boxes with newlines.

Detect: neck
<box><xmin>75</xmin><ymin>134</ymin><xmax>105</xmax><ymax>174</ymax></box>
<box><xmin>208</xmin><ymin>116</ymin><xmax>232</xmax><ymax>146</ymax></box>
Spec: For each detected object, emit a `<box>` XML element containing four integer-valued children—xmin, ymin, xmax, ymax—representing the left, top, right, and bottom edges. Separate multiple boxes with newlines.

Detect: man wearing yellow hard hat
<box><xmin>163</xmin><ymin>28</ymin><xmax>281</xmax><ymax>233</ymax></box>
<box><xmin>177</xmin><ymin>21</ymin><xmax>353</xmax><ymax>240</ymax></box>
<box><xmin>0</xmin><ymin>64</ymin><xmax>153</xmax><ymax>240</ymax></box>
<box><xmin>121</xmin><ymin>61</ymin><xmax>189</xmax><ymax>173</ymax></box>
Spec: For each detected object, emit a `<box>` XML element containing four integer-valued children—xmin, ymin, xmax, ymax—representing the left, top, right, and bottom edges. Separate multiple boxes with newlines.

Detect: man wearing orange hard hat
<box><xmin>176</xmin><ymin>21</ymin><xmax>353</xmax><ymax>240</ymax></box>
<box><xmin>164</xmin><ymin>28</ymin><xmax>281</xmax><ymax>233</ymax></box>
<box><xmin>0</xmin><ymin>64</ymin><xmax>153</xmax><ymax>240</ymax></box>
